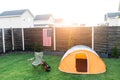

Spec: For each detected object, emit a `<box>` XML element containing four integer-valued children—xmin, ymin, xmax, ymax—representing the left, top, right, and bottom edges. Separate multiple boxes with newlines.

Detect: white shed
<box><xmin>0</xmin><ymin>9</ymin><xmax>34</xmax><ymax>28</ymax></box>
<box><xmin>105</xmin><ymin>12</ymin><xmax>120</xmax><ymax>26</ymax></box>
<box><xmin>34</xmin><ymin>14</ymin><xmax>54</xmax><ymax>27</ymax></box>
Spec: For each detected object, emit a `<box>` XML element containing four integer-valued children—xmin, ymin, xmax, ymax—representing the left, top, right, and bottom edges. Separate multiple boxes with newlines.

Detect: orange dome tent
<box><xmin>59</xmin><ymin>45</ymin><xmax>106</xmax><ymax>74</ymax></box>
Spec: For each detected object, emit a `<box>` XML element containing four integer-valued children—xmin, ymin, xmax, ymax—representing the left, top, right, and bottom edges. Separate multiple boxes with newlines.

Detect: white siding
<box><xmin>34</xmin><ymin>20</ymin><xmax>49</xmax><ymax>25</ymax></box>
<box><xmin>107</xmin><ymin>18</ymin><xmax>120</xmax><ymax>26</ymax></box>
<box><xmin>0</xmin><ymin>17</ymin><xmax>21</xmax><ymax>28</ymax></box>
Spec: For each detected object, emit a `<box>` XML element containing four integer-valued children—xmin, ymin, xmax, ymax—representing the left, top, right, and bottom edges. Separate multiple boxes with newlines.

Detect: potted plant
<box><xmin>33</xmin><ymin>42</ymin><xmax>43</xmax><ymax>58</ymax></box>
<box><xmin>32</xmin><ymin>42</ymin><xmax>43</xmax><ymax>67</ymax></box>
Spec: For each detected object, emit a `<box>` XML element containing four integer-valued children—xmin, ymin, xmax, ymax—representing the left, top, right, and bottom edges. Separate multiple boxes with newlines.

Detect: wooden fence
<box><xmin>94</xmin><ymin>27</ymin><xmax>120</xmax><ymax>54</ymax></box>
<box><xmin>56</xmin><ymin>27</ymin><xmax>92</xmax><ymax>51</ymax></box>
<box><xmin>24</xmin><ymin>28</ymin><xmax>53</xmax><ymax>51</ymax></box>
<box><xmin>0</xmin><ymin>26</ymin><xmax>120</xmax><ymax>55</ymax></box>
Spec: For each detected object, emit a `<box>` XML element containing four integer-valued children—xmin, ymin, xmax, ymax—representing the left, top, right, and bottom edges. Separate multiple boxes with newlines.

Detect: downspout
<box><xmin>22</xmin><ymin>28</ymin><xmax>25</xmax><ymax>51</ymax></box>
<box><xmin>11</xmin><ymin>28</ymin><xmax>14</xmax><ymax>50</ymax></box>
<box><xmin>2</xmin><ymin>28</ymin><xmax>5</xmax><ymax>53</ymax></box>
<box><xmin>53</xmin><ymin>25</ymin><xmax>56</xmax><ymax>51</ymax></box>
<box><xmin>92</xmin><ymin>26</ymin><xmax>94</xmax><ymax>50</ymax></box>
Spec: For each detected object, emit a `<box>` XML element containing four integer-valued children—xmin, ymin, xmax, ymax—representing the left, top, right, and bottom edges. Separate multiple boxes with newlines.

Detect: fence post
<box><xmin>11</xmin><ymin>28</ymin><xmax>14</xmax><ymax>50</ymax></box>
<box><xmin>92</xmin><ymin>26</ymin><xmax>94</xmax><ymax>50</ymax></box>
<box><xmin>22</xmin><ymin>28</ymin><xmax>25</xmax><ymax>51</ymax></box>
<box><xmin>53</xmin><ymin>26</ymin><xmax>56</xmax><ymax>51</ymax></box>
<box><xmin>2</xmin><ymin>28</ymin><xmax>5</xmax><ymax>53</ymax></box>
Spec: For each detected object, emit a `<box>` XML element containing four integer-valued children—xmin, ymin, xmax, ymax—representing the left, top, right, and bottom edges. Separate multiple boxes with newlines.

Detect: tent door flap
<box><xmin>76</xmin><ymin>53</ymin><xmax>87</xmax><ymax>72</ymax></box>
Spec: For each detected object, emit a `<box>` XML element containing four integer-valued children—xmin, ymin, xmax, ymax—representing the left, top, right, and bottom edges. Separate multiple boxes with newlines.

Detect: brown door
<box><xmin>76</xmin><ymin>58</ymin><xmax>87</xmax><ymax>72</ymax></box>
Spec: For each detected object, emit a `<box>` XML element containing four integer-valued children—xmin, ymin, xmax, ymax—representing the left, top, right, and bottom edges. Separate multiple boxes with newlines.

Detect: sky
<box><xmin>0</xmin><ymin>0</ymin><xmax>119</xmax><ymax>26</ymax></box>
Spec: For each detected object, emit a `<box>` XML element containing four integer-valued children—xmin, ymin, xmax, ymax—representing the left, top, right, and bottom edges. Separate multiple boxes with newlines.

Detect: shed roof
<box><xmin>107</xmin><ymin>12</ymin><xmax>120</xmax><ymax>18</ymax></box>
<box><xmin>34</xmin><ymin>14</ymin><xmax>52</xmax><ymax>20</ymax></box>
<box><xmin>0</xmin><ymin>9</ymin><xmax>33</xmax><ymax>17</ymax></box>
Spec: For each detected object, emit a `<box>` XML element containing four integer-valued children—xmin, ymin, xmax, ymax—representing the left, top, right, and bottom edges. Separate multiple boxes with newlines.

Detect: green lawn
<box><xmin>0</xmin><ymin>52</ymin><xmax>120</xmax><ymax>80</ymax></box>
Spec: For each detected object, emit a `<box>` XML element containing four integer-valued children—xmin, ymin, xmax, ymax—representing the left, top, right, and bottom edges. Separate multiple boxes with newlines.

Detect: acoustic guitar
<box><xmin>41</xmin><ymin>61</ymin><xmax>51</xmax><ymax>72</ymax></box>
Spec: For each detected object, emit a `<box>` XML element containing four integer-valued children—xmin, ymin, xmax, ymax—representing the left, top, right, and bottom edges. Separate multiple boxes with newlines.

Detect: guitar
<box><xmin>41</xmin><ymin>61</ymin><xmax>51</xmax><ymax>72</ymax></box>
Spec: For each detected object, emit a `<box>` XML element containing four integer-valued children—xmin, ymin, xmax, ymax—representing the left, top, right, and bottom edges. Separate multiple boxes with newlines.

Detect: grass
<box><xmin>0</xmin><ymin>52</ymin><xmax>120</xmax><ymax>80</ymax></box>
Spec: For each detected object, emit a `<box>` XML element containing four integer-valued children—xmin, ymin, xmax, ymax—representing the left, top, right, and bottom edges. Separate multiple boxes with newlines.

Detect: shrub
<box><xmin>33</xmin><ymin>43</ymin><xmax>40</xmax><ymax>52</ymax></box>
<box><xmin>111</xmin><ymin>45</ymin><xmax>119</xmax><ymax>58</ymax></box>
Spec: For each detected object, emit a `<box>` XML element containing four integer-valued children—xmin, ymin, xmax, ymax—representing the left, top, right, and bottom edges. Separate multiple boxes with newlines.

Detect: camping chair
<box><xmin>28</xmin><ymin>52</ymin><xmax>51</xmax><ymax>72</ymax></box>
<box><xmin>31</xmin><ymin>52</ymin><xmax>44</xmax><ymax>68</ymax></box>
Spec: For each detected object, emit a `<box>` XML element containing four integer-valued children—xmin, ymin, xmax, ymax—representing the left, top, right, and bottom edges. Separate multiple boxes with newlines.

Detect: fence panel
<box><xmin>24</xmin><ymin>28</ymin><xmax>42</xmax><ymax>51</ymax></box>
<box><xmin>4</xmin><ymin>28</ymin><xmax>12</xmax><ymax>52</ymax></box>
<box><xmin>107</xmin><ymin>27</ymin><xmax>120</xmax><ymax>54</ymax></box>
<box><xmin>94</xmin><ymin>27</ymin><xmax>108</xmax><ymax>54</ymax></box>
<box><xmin>94</xmin><ymin>26</ymin><xmax>120</xmax><ymax>54</ymax></box>
<box><xmin>24</xmin><ymin>28</ymin><xmax>53</xmax><ymax>51</ymax></box>
<box><xmin>13</xmin><ymin>28</ymin><xmax>22</xmax><ymax>51</ymax></box>
<box><xmin>56</xmin><ymin>27</ymin><xmax>92</xmax><ymax>51</ymax></box>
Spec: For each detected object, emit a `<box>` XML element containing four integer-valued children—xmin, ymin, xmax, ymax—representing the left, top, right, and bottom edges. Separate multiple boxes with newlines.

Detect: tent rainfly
<box><xmin>59</xmin><ymin>45</ymin><xmax>106</xmax><ymax>74</ymax></box>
